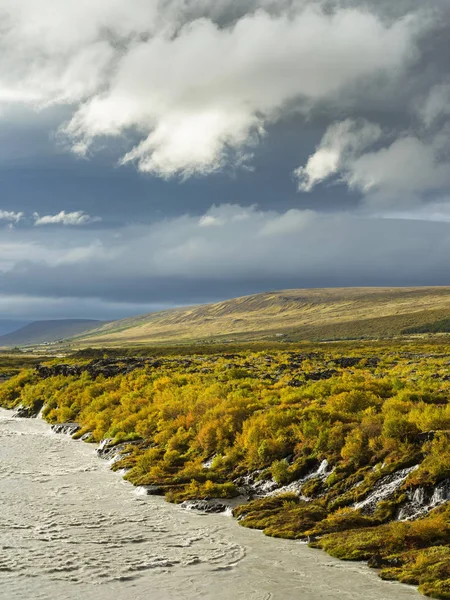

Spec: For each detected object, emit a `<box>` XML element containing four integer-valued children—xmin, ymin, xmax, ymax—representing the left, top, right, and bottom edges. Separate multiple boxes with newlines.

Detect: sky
<box><xmin>1</xmin><ymin>0</ymin><xmax>450</xmax><ymax>321</ymax></box>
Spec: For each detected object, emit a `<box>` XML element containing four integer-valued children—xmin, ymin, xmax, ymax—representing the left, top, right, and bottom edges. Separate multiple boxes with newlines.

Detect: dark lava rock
<box><xmin>97</xmin><ymin>439</ymin><xmax>143</xmax><ymax>461</ymax></box>
<box><xmin>287</xmin><ymin>379</ymin><xmax>304</xmax><ymax>387</ymax></box>
<box><xmin>365</xmin><ymin>357</ymin><xmax>381</xmax><ymax>368</ymax></box>
<box><xmin>36</xmin><ymin>358</ymin><xmax>166</xmax><ymax>381</ymax></box>
<box><xmin>96</xmin><ymin>438</ymin><xmax>115</xmax><ymax>457</ymax></box>
<box><xmin>368</xmin><ymin>554</ymin><xmax>402</xmax><ymax>569</ymax></box>
<box><xmin>330</xmin><ymin>357</ymin><xmax>362</xmax><ymax>368</ymax></box>
<box><xmin>304</xmin><ymin>370</ymin><xmax>337</xmax><ymax>381</ymax></box>
<box><xmin>368</xmin><ymin>554</ymin><xmax>384</xmax><ymax>569</ymax></box>
<box><xmin>233</xmin><ymin>471</ymin><xmax>279</xmax><ymax>498</ymax></box>
<box><xmin>180</xmin><ymin>500</ymin><xmax>229</xmax><ymax>513</ymax></box>
<box><xmin>355</xmin><ymin>465</ymin><xmax>418</xmax><ymax>515</ymax></box>
<box><xmin>51</xmin><ymin>422</ymin><xmax>81</xmax><ymax>436</ymax></box>
<box><xmin>414</xmin><ymin>430</ymin><xmax>450</xmax><ymax>444</ymax></box>
<box><xmin>13</xmin><ymin>401</ymin><xmax>44</xmax><ymax>419</ymax></box>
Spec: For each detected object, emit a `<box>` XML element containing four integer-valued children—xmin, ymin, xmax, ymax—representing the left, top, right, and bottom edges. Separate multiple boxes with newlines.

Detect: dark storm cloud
<box><xmin>0</xmin><ymin>1</ymin><xmax>450</xmax><ymax>318</ymax></box>
<box><xmin>1</xmin><ymin>207</ymin><xmax>450</xmax><ymax>318</ymax></box>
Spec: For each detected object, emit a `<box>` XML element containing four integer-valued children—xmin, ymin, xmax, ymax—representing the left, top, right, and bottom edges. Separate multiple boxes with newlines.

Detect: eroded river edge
<box><xmin>0</xmin><ymin>408</ymin><xmax>420</xmax><ymax>600</ymax></box>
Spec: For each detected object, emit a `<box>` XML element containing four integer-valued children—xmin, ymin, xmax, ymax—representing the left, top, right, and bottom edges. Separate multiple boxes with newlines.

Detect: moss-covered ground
<box><xmin>1</xmin><ymin>340</ymin><xmax>449</xmax><ymax>598</ymax></box>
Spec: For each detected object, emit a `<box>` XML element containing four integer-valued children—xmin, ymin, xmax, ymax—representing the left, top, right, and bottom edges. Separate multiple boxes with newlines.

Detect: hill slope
<box><xmin>0</xmin><ymin>319</ymin><xmax>104</xmax><ymax>347</ymax></box>
<box><xmin>0</xmin><ymin>320</ymin><xmax>30</xmax><ymax>337</ymax></box>
<box><xmin>74</xmin><ymin>287</ymin><xmax>450</xmax><ymax>346</ymax></box>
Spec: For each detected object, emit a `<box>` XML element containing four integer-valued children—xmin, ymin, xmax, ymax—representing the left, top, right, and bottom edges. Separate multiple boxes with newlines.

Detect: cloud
<box><xmin>259</xmin><ymin>209</ymin><xmax>315</xmax><ymax>237</ymax></box>
<box><xmin>2</xmin><ymin>204</ymin><xmax>450</xmax><ymax>313</ymax></box>
<box><xmin>347</xmin><ymin>134</ymin><xmax>450</xmax><ymax>197</ymax></box>
<box><xmin>2</xmin><ymin>1</ymin><xmax>450</xmax><ymax>322</ymax></box>
<box><xmin>295</xmin><ymin>120</ymin><xmax>450</xmax><ymax>206</ymax></box>
<box><xmin>418</xmin><ymin>83</ymin><xmax>450</xmax><ymax>128</ymax></box>
<box><xmin>294</xmin><ymin>119</ymin><xmax>382</xmax><ymax>192</ymax></box>
<box><xmin>0</xmin><ymin>210</ymin><xmax>24</xmax><ymax>223</ymax></box>
<box><xmin>372</xmin><ymin>199</ymin><xmax>450</xmax><ymax>223</ymax></box>
<box><xmin>0</xmin><ymin>0</ymin><xmax>426</xmax><ymax>178</ymax></box>
<box><xmin>33</xmin><ymin>210</ymin><xmax>101</xmax><ymax>226</ymax></box>
<box><xmin>63</xmin><ymin>6</ymin><xmax>418</xmax><ymax>177</ymax></box>
<box><xmin>0</xmin><ymin>293</ymin><xmax>171</xmax><ymax>321</ymax></box>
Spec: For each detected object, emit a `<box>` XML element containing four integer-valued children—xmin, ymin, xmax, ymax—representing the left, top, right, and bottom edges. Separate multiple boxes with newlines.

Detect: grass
<box><xmin>0</xmin><ymin>352</ymin><xmax>47</xmax><ymax>378</ymax></box>
<box><xmin>403</xmin><ymin>318</ymin><xmax>450</xmax><ymax>335</ymax></box>
<box><xmin>70</xmin><ymin>287</ymin><xmax>450</xmax><ymax>347</ymax></box>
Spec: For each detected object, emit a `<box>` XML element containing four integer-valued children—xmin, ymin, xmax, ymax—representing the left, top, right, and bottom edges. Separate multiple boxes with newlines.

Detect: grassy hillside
<box><xmin>0</xmin><ymin>319</ymin><xmax>104</xmax><ymax>348</ymax></box>
<box><xmin>74</xmin><ymin>287</ymin><xmax>450</xmax><ymax>346</ymax></box>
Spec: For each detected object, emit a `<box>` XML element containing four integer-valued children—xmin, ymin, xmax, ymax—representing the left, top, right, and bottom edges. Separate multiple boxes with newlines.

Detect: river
<box><xmin>0</xmin><ymin>408</ymin><xmax>420</xmax><ymax>600</ymax></box>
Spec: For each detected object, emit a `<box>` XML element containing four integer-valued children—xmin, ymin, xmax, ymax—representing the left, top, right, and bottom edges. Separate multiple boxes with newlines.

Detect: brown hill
<box><xmin>72</xmin><ymin>287</ymin><xmax>450</xmax><ymax>346</ymax></box>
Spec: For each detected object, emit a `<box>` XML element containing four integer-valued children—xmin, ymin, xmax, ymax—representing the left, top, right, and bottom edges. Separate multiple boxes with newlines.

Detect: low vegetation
<box><xmin>404</xmin><ymin>318</ymin><xmax>450</xmax><ymax>335</ymax></box>
<box><xmin>0</xmin><ymin>340</ymin><xmax>449</xmax><ymax>598</ymax></box>
<box><xmin>0</xmin><ymin>352</ymin><xmax>46</xmax><ymax>378</ymax></box>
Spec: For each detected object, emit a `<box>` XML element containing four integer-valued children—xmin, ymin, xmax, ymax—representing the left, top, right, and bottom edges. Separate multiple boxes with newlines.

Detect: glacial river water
<box><xmin>0</xmin><ymin>408</ymin><xmax>421</xmax><ymax>600</ymax></box>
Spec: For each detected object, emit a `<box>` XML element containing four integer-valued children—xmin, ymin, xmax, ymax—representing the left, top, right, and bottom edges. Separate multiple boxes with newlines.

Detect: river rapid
<box><xmin>0</xmin><ymin>408</ymin><xmax>421</xmax><ymax>600</ymax></box>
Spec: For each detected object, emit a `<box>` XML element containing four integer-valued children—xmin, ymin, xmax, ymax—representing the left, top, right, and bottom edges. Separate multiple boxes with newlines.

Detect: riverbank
<box><xmin>1</xmin><ymin>341</ymin><xmax>449</xmax><ymax>598</ymax></box>
<box><xmin>0</xmin><ymin>407</ymin><xmax>422</xmax><ymax>600</ymax></box>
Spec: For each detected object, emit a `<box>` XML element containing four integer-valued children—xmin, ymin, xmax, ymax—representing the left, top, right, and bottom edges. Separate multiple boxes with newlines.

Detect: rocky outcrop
<box><xmin>234</xmin><ymin>471</ymin><xmax>279</xmax><ymax>500</ymax></box>
<box><xmin>330</xmin><ymin>357</ymin><xmax>362</xmax><ymax>368</ymax></box>
<box><xmin>13</xmin><ymin>401</ymin><xmax>44</xmax><ymax>419</ymax></box>
<box><xmin>35</xmin><ymin>358</ymin><xmax>165</xmax><ymax>381</ymax></box>
<box><xmin>304</xmin><ymin>370</ymin><xmax>338</xmax><ymax>382</ymax></box>
<box><xmin>414</xmin><ymin>430</ymin><xmax>450</xmax><ymax>443</ymax></box>
<box><xmin>51</xmin><ymin>422</ymin><xmax>81</xmax><ymax>436</ymax></box>
<box><xmin>180</xmin><ymin>500</ymin><xmax>230</xmax><ymax>513</ymax></box>
<box><xmin>96</xmin><ymin>438</ymin><xmax>143</xmax><ymax>463</ymax></box>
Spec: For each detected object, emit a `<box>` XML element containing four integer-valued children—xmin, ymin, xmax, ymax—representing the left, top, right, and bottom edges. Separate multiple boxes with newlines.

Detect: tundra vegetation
<box><xmin>0</xmin><ymin>352</ymin><xmax>45</xmax><ymax>378</ymax></box>
<box><xmin>1</xmin><ymin>340</ymin><xmax>449</xmax><ymax>599</ymax></box>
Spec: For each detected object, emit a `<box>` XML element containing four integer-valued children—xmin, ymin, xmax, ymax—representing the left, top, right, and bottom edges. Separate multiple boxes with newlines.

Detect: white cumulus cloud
<box><xmin>0</xmin><ymin>210</ymin><xmax>24</xmax><ymax>223</ymax></box>
<box><xmin>33</xmin><ymin>211</ymin><xmax>101</xmax><ymax>226</ymax></box>
<box><xmin>0</xmin><ymin>0</ymin><xmax>423</xmax><ymax>177</ymax></box>
<box><xmin>294</xmin><ymin>119</ymin><xmax>382</xmax><ymax>192</ymax></box>
<box><xmin>295</xmin><ymin>120</ymin><xmax>450</xmax><ymax>206</ymax></box>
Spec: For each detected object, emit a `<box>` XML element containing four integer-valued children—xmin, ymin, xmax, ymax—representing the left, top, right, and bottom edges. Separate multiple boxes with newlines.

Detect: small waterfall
<box><xmin>202</xmin><ymin>455</ymin><xmax>217</xmax><ymax>470</ymax></box>
<box><xmin>269</xmin><ymin>459</ymin><xmax>333</xmax><ymax>498</ymax></box>
<box><xmin>316</xmin><ymin>459</ymin><xmax>330</xmax><ymax>477</ymax></box>
<box><xmin>398</xmin><ymin>479</ymin><xmax>450</xmax><ymax>521</ymax></box>
<box><xmin>354</xmin><ymin>465</ymin><xmax>419</xmax><ymax>513</ymax></box>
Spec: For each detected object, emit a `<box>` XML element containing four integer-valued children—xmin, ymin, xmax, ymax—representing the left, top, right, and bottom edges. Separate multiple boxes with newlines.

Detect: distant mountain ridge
<box><xmin>73</xmin><ymin>287</ymin><xmax>450</xmax><ymax>346</ymax></box>
<box><xmin>0</xmin><ymin>320</ymin><xmax>31</xmax><ymax>337</ymax></box>
<box><xmin>0</xmin><ymin>319</ymin><xmax>105</xmax><ymax>347</ymax></box>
